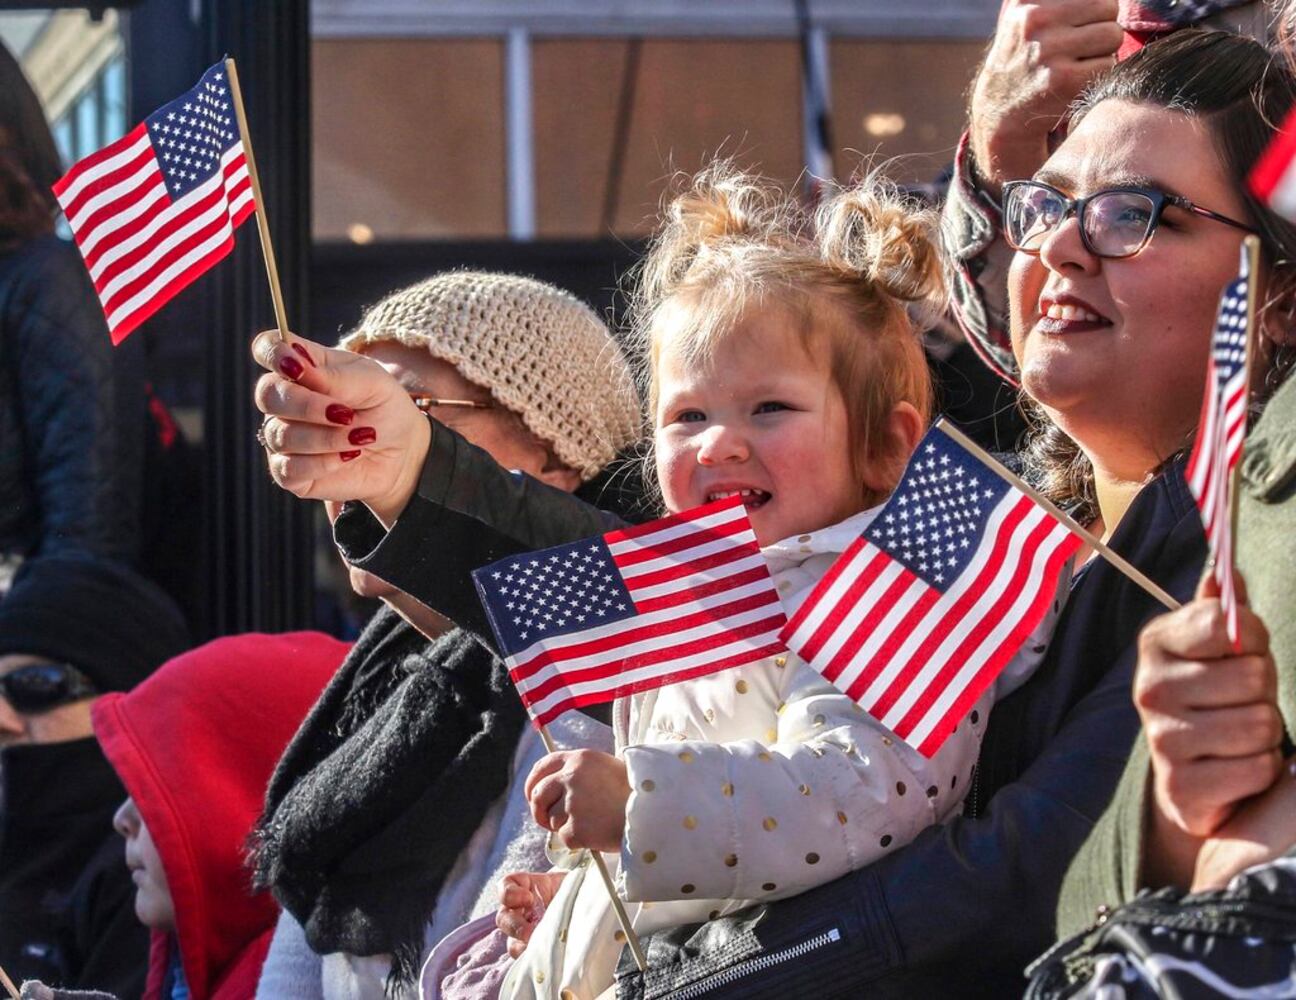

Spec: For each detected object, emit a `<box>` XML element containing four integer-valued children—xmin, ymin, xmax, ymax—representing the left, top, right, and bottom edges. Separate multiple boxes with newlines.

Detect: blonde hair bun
<box><xmin>816</xmin><ymin>179</ymin><xmax>944</xmax><ymax>310</ymax></box>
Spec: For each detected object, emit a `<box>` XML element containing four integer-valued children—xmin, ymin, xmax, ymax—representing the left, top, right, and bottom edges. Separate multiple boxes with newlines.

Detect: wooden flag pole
<box><xmin>537</xmin><ymin>724</ymin><xmax>648</xmax><ymax>972</ymax></box>
<box><xmin>1229</xmin><ymin>234</ymin><xmax>1263</xmax><ymax>546</ymax></box>
<box><xmin>223</xmin><ymin>57</ymin><xmax>292</xmax><ymax>345</ymax></box>
<box><xmin>0</xmin><ymin>960</ymin><xmax>20</xmax><ymax>999</ymax></box>
<box><xmin>937</xmin><ymin>419</ymin><xmax>1181</xmax><ymax>611</ymax></box>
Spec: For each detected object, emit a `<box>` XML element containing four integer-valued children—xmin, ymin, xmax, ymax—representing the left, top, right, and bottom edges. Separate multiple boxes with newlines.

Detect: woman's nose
<box><xmin>1038</xmin><ymin>211</ymin><xmax>1101</xmax><ymax>276</ymax></box>
<box><xmin>696</xmin><ymin>424</ymin><xmax>749</xmax><ymax>465</ymax></box>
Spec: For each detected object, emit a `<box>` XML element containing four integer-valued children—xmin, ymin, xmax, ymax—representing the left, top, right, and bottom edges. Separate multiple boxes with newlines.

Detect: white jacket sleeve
<box><xmin>617</xmin><ymin>661</ymin><xmax>986</xmax><ymax>903</ymax></box>
<box><xmin>256</xmin><ymin>909</ymin><xmax>326</xmax><ymax>1000</ymax></box>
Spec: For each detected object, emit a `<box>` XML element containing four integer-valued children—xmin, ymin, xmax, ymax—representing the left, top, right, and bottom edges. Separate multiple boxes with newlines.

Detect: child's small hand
<box><xmin>495</xmin><ymin>870</ymin><xmax>568</xmax><ymax>958</ymax></box>
<box><xmin>525</xmin><ymin>749</ymin><xmax>630</xmax><ymax>852</ymax></box>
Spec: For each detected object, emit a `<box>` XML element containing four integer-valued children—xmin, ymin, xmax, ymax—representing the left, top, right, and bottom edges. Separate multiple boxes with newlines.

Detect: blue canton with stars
<box><xmin>1213</xmin><ymin>275</ymin><xmax>1249</xmax><ymax>384</ymax></box>
<box><xmin>862</xmin><ymin>428</ymin><xmax>1011</xmax><ymax>590</ymax></box>
<box><xmin>473</xmin><ymin>538</ymin><xmax>638</xmax><ymax>658</ymax></box>
<box><xmin>144</xmin><ymin>62</ymin><xmax>241</xmax><ymax>201</ymax></box>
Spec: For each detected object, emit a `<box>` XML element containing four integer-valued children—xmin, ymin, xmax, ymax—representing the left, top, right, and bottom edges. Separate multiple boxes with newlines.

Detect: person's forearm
<box><xmin>335</xmin><ymin>420</ymin><xmax>622</xmax><ymax>642</ymax></box>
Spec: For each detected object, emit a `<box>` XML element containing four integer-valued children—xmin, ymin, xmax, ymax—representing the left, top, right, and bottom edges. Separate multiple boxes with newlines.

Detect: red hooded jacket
<box><xmin>93</xmin><ymin>632</ymin><xmax>348</xmax><ymax>1000</ymax></box>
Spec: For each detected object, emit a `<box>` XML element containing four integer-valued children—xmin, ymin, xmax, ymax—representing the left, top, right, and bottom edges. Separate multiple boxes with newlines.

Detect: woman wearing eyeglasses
<box><xmin>1032</xmin><ymin>32</ymin><xmax>1296</xmax><ymax>944</ymax></box>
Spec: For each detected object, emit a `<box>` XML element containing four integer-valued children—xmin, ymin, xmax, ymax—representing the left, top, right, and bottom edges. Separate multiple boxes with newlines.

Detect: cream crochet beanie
<box><xmin>340</xmin><ymin>271</ymin><xmax>643</xmax><ymax>480</ymax></box>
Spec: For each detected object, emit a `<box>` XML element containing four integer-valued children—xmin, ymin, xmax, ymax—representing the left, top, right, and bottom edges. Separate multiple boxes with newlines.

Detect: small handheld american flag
<box><xmin>472</xmin><ymin>495</ymin><xmax>787</xmax><ymax>727</ymax></box>
<box><xmin>1186</xmin><ymin>242</ymin><xmax>1254</xmax><ymax>648</ymax></box>
<box><xmin>780</xmin><ymin>422</ymin><xmax>1081</xmax><ymax>757</ymax></box>
<box><xmin>52</xmin><ymin>61</ymin><xmax>254</xmax><ymax>344</ymax></box>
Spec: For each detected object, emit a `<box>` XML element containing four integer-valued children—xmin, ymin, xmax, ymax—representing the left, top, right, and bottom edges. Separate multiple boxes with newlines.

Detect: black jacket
<box><xmin>334</xmin><ymin>422</ymin><xmax>1206</xmax><ymax>997</ymax></box>
<box><xmin>0</xmin><ymin>233</ymin><xmax>143</xmax><ymax>562</ymax></box>
<box><xmin>0</xmin><ymin>737</ymin><xmax>148</xmax><ymax>995</ymax></box>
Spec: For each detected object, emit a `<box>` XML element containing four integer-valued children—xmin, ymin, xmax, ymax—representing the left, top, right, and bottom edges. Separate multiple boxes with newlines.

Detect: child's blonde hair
<box><xmin>629</xmin><ymin>161</ymin><xmax>944</xmax><ymax>499</ymax></box>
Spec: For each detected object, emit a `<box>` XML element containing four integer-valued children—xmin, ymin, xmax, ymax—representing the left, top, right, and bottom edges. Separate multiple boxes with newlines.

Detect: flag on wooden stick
<box><xmin>52</xmin><ymin>62</ymin><xmax>254</xmax><ymax>343</ymax></box>
<box><xmin>1185</xmin><ymin>240</ymin><xmax>1256</xmax><ymax>649</ymax></box>
<box><xmin>473</xmin><ymin>495</ymin><xmax>787</xmax><ymax>728</ymax></box>
<box><xmin>780</xmin><ymin>422</ymin><xmax>1081</xmax><ymax>757</ymax></box>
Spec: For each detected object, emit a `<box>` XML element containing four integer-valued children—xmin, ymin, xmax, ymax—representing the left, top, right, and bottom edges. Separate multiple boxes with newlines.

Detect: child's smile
<box><xmin>654</xmin><ymin>310</ymin><xmax>862</xmax><ymax>547</ymax></box>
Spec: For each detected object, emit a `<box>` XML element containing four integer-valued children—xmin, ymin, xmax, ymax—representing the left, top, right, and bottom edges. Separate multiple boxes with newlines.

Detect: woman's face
<box><xmin>330</xmin><ymin>343</ymin><xmax>570</xmax><ymax>600</ymax></box>
<box><xmin>1008</xmin><ymin>100</ymin><xmax>1252</xmax><ymax>482</ymax></box>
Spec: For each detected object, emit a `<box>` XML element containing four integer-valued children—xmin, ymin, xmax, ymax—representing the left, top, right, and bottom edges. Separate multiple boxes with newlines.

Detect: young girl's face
<box><xmin>113</xmin><ymin>796</ymin><xmax>176</xmax><ymax>930</ymax></box>
<box><xmin>654</xmin><ymin>309</ymin><xmax>861</xmax><ymax>546</ymax></box>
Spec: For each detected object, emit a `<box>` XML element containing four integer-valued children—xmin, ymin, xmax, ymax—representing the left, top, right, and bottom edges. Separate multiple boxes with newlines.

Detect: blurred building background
<box><xmin>0</xmin><ymin>0</ymin><xmax>996</xmax><ymax>637</ymax></box>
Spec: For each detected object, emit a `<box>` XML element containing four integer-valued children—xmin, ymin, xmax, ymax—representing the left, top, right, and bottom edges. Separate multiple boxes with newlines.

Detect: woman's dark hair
<box><xmin>0</xmin><ymin>40</ymin><xmax>63</xmax><ymax>243</ymax></box>
<box><xmin>1024</xmin><ymin>30</ymin><xmax>1296</xmax><ymax>523</ymax></box>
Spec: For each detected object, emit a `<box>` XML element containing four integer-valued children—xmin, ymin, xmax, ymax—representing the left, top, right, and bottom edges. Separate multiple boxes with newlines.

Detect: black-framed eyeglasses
<box><xmin>408</xmin><ymin>393</ymin><xmax>495</xmax><ymax>414</ymax></box>
<box><xmin>1002</xmin><ymin>180</ymin><xmax>1255</xmax><ymax>260</ymax></box>
<box><xmin>0</xmin><ymin>663</ymin><xmax>97</xmax><ymax>714</ymax></box>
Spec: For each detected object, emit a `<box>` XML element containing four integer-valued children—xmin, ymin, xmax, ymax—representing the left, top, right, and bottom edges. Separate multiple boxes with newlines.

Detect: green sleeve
<box><xmin>1055</xmin><ymin>735</ymin><xmax>1151</xmax><ymax>938</ymax></box>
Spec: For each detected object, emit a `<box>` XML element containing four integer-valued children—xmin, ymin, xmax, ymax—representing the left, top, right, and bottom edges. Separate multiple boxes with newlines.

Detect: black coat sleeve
<box><xmin>335</xmin><ymin>419</ymin><xmax>625</xmax><ymax>645</ymax></box>
<box><xmin>67</xmin><ymin>836</ymin><xmax>149</xmax><ymax>997</ymax></box>
<box><xmin>5</xmin><ymin>236</ymin><xmax>143</xmax><ymax>561</ymax></box>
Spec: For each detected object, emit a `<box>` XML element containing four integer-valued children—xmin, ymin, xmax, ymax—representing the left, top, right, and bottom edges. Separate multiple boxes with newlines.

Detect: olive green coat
<box><xmin>1056</xmin><ymin>370</ymin><xmax>1296</xmax><ymax>936</ymax></box>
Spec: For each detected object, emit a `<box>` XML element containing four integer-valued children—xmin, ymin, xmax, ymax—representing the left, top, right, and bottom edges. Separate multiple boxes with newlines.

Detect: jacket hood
<box><xmin>92</xmin><ymin>631</ymin><xmax>347</xmax><ymax>1000</ymax></box>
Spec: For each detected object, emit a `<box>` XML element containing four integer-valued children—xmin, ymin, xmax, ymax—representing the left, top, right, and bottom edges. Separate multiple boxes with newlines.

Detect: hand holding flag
<box><xmin>472</xmin><ymin>495</ymin><xmax>784</xmax><ymax>973</ymax></box>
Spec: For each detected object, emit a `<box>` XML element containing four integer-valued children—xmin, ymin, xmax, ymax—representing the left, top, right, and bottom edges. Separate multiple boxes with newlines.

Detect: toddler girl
<box><xmin>493</xmin><ymin>165</ymin><xmax>1065</xmax><ymax>999</ymax></box>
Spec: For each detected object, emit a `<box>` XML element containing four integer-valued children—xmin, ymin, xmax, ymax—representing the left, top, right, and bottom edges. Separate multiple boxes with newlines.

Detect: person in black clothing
<box><xmin>0</xmin><ymin>556</ymin><xmax>190</xmax><ymax>996</ymax></box>
<box><xmin>0</xmin><ymin>42</ymin><xmax>149</xmax><ymax>583</ymax></box>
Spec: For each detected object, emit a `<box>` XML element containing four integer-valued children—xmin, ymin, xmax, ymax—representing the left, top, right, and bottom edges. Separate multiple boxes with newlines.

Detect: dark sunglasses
<box><xmin>1002</xmin><ymin>180</ymin><xmax>1255</xmax><ymax>260</ymax></box>
<box><xmin>0</xmin><ymin>663</ymin><xmax>97</xmax><ymax>714</ymax></box>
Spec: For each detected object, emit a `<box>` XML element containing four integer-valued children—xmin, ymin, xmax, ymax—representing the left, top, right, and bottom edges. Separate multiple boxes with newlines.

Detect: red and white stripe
<box><xmin>781</xmin><ymin>492</ymin><xmax>1079</xmax><ymax>757</ymax></box>
<box><xmin>1251</xmin><ymin>107</ymin><xmax>1296</xmax><ymax>224</ymax></box>
<box><xmin>53</xmin><ymin>122</ymin><xmax>254</xmax><ymax>343</ymax></box>
<box><xmin>508</xmin><ymin>498</ymin><xmax>787</xmax><ymax>727</ymax></box>
<box><xmin>1186</xmin><ymin>339</ymin><xmax>1249</xmax><ymax>647</ymax></box>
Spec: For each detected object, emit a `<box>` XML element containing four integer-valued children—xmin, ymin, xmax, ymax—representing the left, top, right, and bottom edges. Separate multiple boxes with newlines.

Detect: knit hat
<box><xmin>0</xmin><ymin>556</ymin><xmax>190</xmax><ymax>694</ymax></box>
<box><xmin>339</xmin><ymin>271</ymin><xmax>643</xmax><ymax>480</ymax></box>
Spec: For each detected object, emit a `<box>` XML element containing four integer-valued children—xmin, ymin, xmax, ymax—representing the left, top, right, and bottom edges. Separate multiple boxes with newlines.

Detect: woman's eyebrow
<box><xmin>1034</xmin><ymin>167</ymin><xmax>1190</xmax><ymax>202</ymax></box>
<box><xmin>1032</xmin><ymin>167</ymin><xmax>1073</xmax><ymax>190</ymax></box>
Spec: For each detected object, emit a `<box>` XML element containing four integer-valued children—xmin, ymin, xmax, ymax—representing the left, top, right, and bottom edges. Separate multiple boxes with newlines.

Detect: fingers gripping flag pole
<box><xmin>51</xmin><ymin>57</ymin><xmax>291</xmax><ymax>345</ymax></box>
<box><xmin>472</xmin><ymin>495</ymin><xmax>790</xmax><ymax>974</ymax></box>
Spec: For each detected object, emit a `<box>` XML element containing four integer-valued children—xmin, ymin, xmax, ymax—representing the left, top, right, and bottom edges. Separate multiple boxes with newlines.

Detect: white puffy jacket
<box><xmin>501</xmin><ymin>507</ymin><xmax>1067</xmax><ymax>1000</ymax></box>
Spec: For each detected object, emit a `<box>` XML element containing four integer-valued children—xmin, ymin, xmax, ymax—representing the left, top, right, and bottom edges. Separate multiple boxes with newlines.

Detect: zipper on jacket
<box><xmin>666</xmin><ymin>928</ymin><xmax>842</xmax><ymax>1000</ymax></box>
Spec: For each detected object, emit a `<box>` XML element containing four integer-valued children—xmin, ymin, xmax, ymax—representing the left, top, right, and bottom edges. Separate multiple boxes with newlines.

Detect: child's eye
<box><xmin>675</xmin><ymin>409</ymin><xmax>706</xmax><ymax>423</ymax></box>
<box><xmin>754</xmin><ymin>401</ymin><xmax>790</xmax><ymax>414</ymax></box>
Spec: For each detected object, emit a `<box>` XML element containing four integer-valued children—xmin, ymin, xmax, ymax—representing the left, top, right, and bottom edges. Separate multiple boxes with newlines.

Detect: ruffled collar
<box><xmin>761</xmin><ymin>504</ymin><xmax>885</xmax><ymax>569</ymax></box>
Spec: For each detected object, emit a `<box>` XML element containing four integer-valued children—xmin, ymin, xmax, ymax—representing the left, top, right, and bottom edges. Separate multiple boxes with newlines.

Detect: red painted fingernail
<box><xmin>325</xmin><ymin>404</ymin><xmax>355</xmax><ymax>426</ymax></box>
<box><xmin>348</xmin><ymin>426</ymin><xmax>377</xmax><ymax>446</ymax></box>
<box><xmin>291</xmin><ymin>343</ymin><xmax>317</xmax><ymax>368</ymax></box>
<box><xmin>278</xmin><ymin>355</ymin><xmax>304</xmax><ymax>380</ymax></box>
<box><xmin>339</xmin><ymin>450</ymin><xmax>362</xmax><ymax>462</ymax></box>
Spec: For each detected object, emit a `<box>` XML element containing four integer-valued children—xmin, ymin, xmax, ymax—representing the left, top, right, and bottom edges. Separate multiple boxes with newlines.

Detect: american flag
<box><xmin>472</xmin><ymin>496</ymin><xmax>787</xmax><ymax>727</ymax></box>
<box><xmin>1250</xmin><ymin>106</ymin><xmax>1296</xmax><ymax>223</ymax></box>
<box><xmin>779</xmin><ymin>423</ymin><xmax>1080</xmax><ymax>757</ymax></box>
<box><xmin>1185</xmin><ymin>245</ymin><xmax>1251</xmax><ymax>648</ymax></box>
<box><xmin>52</xmin><ymin>62</ymin><xmax>254</xmax><ymax>344</ymax></box>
